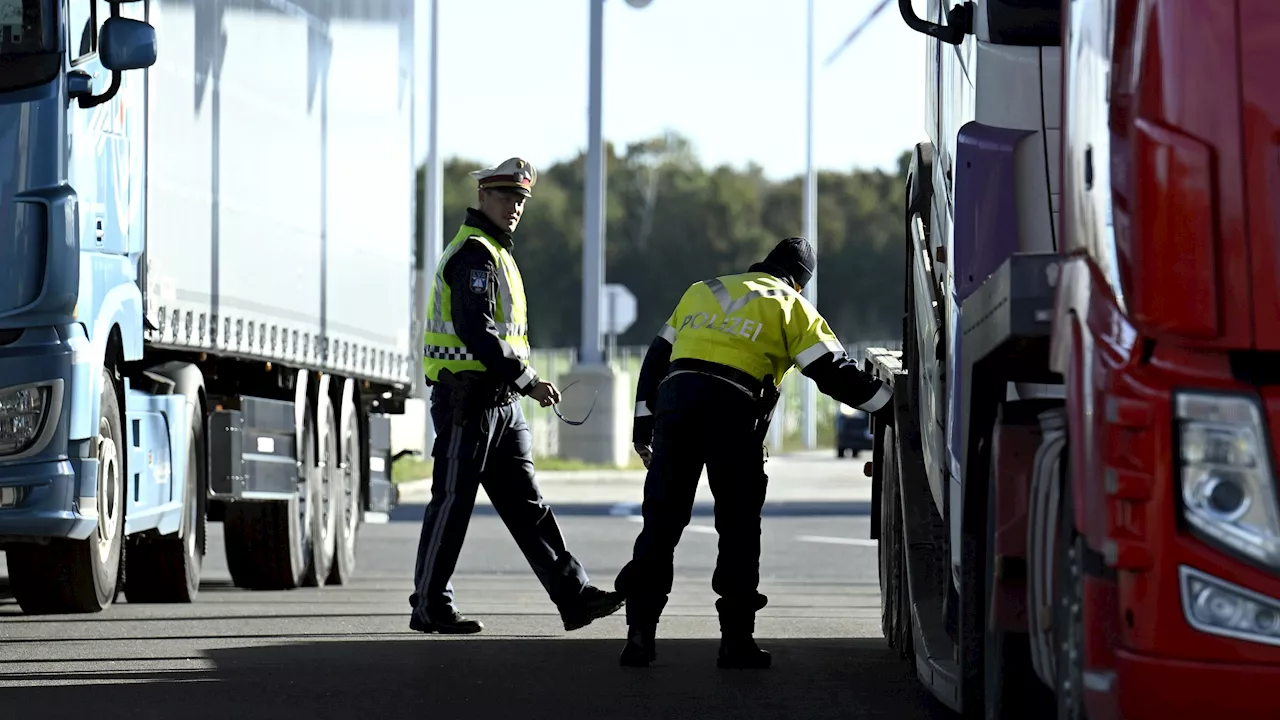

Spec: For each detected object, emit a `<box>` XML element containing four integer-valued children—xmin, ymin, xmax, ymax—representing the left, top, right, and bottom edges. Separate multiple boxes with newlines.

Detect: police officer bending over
<box><xmin>411</xmin><ymin>157</ymin><xmax>624</xmax><ymax>634</ymax></box>
<box><xmin>614</xmin><ymin>237</ymin><xmax>893</xmax><ymax>668</ymax></box>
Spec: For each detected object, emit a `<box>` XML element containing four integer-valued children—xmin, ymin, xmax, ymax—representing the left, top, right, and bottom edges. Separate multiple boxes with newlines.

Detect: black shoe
<box><xmin>560</xmin><ymin>586</ymin><xmax>625</xmax><ymax>631</ymax></box>
<box><xmin>619</xmin><ymin>624</ymin><xmax>657</xmax><ymax>667</ymax></box>
<box><xmin>717</xmin><ymin>635</ymin><xmax>771</xmax><ymax>669</ymax></box>
<box><xmin>409</xmin><ymin>610</ymin><xmax>484</xmax><ymax>634</ymax></box>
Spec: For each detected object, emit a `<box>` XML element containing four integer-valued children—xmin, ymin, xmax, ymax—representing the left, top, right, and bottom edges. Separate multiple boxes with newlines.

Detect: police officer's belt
<box><xmin>664</xmin><ymin>358</ymin><xmax>765</xmax><ymax>399</ymax></box>
<box><xmin>430</xmin><ymin>370</ymin><xmax>517</xmax><ymax>409</ymax></box>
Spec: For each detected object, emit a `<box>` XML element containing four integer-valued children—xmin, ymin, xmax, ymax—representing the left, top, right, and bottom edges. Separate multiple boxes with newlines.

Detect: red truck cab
<box><xmin>1054</xmin><ymin>1</ymin><xmax>1280</xmax><ymax>716</ymax></box>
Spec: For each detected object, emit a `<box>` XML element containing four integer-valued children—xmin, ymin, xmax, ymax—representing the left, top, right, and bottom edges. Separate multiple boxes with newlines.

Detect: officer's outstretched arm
<box><xmin>446</xmin><ymin>240</ymin><xmax>540</xmax><ymax>395</ymax></box>
<box><xmin>786</xmin><ymin>297</ymin><xmax>892</xmax><ymax>414</ymax></box>
<box><xmin>631</xmin><ymin>313</ymin><xmax>678</xmax><ymax>445</ymax></box>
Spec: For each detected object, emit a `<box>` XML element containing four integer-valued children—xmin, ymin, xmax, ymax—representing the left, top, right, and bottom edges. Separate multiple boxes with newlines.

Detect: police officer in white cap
<box><xmin>411</xmin><ymin>157</ymin><xmax>624</xmax><ymax>634</ymax></box>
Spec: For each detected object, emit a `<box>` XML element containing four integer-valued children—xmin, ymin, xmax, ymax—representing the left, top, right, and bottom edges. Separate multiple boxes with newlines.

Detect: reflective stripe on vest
<box><xmin>666</xmin><ymin>271</ymin><xmax>841</xmax><ymax>386</ymax></box>
<box><xmin>422</xmin><ymin>226</ymin><xmax>529</xmax><ymax>381</ymax></box>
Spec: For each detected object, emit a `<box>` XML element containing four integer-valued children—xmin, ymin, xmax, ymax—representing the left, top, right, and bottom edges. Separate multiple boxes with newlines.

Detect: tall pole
<box><xmin>422</xmin><ymin>0</ymin><xmax>442</xmax><ymax>450</ymax></box>
<box><xmin>801</xmin><ymin>0</ymin><xmax>818</xmax><ymax>450</ymax></box>
<box><xmin>581</xmin><ymin>0</ymin><xmax>606</xmax><ymax>366</ymax></box>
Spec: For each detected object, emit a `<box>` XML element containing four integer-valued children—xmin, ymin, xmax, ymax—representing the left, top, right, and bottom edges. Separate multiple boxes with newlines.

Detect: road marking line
<box><xmin>796</xmin><ymin>535</ymin><xmax>878</xmax><ymax>547</ymax></box>
<box><xmin>623</xmin><ymin>515</ymin><xmax>717</xmax><ymax>535</ymax></box>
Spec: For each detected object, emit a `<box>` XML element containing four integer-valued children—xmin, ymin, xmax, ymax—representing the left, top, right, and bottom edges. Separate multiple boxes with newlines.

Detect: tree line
<box><xmin>417</xmin><ymin>132</ymin><xmax>912</xmax><ymax>350</ymax></box>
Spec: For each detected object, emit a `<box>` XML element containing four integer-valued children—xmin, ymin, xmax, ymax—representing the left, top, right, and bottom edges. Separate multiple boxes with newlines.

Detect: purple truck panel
<box><xmin>952</xmin><ymin>121</ymin><xmax>1034</xmax><ymax>303</ymax></box>
<box><xmin>948</xmin><ymin>121</ymin><xmax>1032</xmax><ymax>482</ymax></box>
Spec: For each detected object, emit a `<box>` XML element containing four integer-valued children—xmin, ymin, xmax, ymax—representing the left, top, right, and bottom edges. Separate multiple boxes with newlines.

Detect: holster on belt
<box><xmin>754</xmin><ymin>374</ymin><xmax>781</xmax><ymax>443</ymax></box>
<box><xmin>436</xmin><ymin>369</ymin><xmax>472</xmax><ymax>427</ymax></box>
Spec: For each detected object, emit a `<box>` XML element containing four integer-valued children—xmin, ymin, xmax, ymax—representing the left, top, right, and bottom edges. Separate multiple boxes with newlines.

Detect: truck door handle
<box><xmin>96</xmin><ymin>219</ymin><xmax>104</xmax><ymax>241</ymax></box>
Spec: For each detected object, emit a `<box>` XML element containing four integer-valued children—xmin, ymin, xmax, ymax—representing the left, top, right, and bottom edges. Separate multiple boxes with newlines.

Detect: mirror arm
<box><xmin>897</xmin><ymin>0</ymin><xmax>974</xmax><ymax>46</ymax></box>
<box><xmin>78</xmin><ymin>70</ymin><xmax>121</xmax><ymax>109</ymax></box>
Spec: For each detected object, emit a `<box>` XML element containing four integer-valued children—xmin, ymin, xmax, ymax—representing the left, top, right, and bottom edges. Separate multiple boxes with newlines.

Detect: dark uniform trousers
<box><xmin>411</xmin><ymin>386</ymin><xmax>590</xmax><ymax>621</ymax></box>
<box><xmin>616</xmin><ymin>372</ymin><xmax>770</xmax><ymax>633</ymax></box>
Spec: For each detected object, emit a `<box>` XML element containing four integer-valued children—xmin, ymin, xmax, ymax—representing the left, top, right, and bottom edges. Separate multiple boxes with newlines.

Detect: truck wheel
<box><xmin>981</xmin><ymin>439</ymin><xmax>1052</xmax><ymax>719</ymax></box>
<box><xmin>304</xmin><ymin>397</ymin><xmax>339</xmax><ymax>586</ymax></box>
<box><xmin>878</xmin><ymin>426</ymin><xmax>912</xmax><ymax>660</ymax></box>
<box><xmin>223</xmin><ymin>400</ymin><xmax>316</xmax><ymax>590</ymax></box>
<box><xmin>8</xmin><ymin>368</ymin><xmax>125</xmax><ymax>614</ymax></box>
<box><xmin>1053</xmin><ymin>461</ymin><xmax>1087</xmax><ymax>719</ymax></box>
<box><xmin>326</xmin><ymin>382</ymin><xmax>361</xmax><ymax>585</ymax></box>
<box><xmin>125</xmin><ymin>365</ymin><xmax>207</xmax><ymax>603</ymax></box>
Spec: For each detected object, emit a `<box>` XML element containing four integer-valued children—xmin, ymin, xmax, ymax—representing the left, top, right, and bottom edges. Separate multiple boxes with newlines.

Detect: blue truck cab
<box><xmin>0</xmin><ymin>0</ymin><xmax>417</xmax><ymax>614</ymax></box>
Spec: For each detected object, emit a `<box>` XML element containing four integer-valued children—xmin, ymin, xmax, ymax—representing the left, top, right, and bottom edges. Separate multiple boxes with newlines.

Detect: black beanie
<box><xmin>761</xmin><ymin>237</ymin><xmax>816</xmax><ymax>289</ymax></box>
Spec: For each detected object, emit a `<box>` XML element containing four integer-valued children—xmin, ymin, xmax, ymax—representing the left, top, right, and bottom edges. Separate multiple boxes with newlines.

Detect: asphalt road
<box><xmin>0</xmin><ymin>490</ymin><xmax>952</xmax><ymax>719</ymax></box>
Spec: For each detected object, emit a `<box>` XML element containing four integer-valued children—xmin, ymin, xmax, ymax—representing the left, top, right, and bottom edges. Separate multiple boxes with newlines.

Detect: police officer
<box><xmin>410</xmin><ymin>157</ymin><xmax>624</xmax><ymax>634</ymax></box>
<box><xmin>614</xmin><ymin>237</ymin><xmax>893</xmax><ymax>668</ymax></box>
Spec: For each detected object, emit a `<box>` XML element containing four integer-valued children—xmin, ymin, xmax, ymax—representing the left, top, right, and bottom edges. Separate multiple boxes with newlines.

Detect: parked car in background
<box><xmin>835</xmin><ymin>404</ymin><xmax>873</xmax><ymax>458</ymax></box>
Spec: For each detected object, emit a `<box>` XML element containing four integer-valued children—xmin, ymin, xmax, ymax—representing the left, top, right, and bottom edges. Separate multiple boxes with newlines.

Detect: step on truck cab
<box><xmin>865</xmin><ymin>0</ymin><xmax>1280</xmax><ymax>717</ymax></box>
<box><xmin>0</xmin><ymin>0</ymin><xmax>417</xmax><ymax>614</ymax></box>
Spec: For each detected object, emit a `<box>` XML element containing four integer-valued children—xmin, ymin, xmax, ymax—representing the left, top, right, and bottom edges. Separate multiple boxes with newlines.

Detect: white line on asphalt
<box><xmin>795</xmin><ymin>535</ymin><xmax>878</xmax><ymax>547</ymax></box>
<box><xmin>623</xmin><ymin>515</ymin><xmax>717</xmax><ymax>535</ymax></box>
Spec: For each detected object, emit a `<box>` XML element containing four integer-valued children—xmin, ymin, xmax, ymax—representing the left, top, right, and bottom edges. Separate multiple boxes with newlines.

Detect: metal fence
<box><xmin>517</xmin><ymin>339</ymin><xmax>901</xmax><ymax>457</ymax></box>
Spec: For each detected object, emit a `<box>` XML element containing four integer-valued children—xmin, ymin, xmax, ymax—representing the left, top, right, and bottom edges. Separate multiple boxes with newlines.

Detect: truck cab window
<box><xmin>67</xmin><ymin>0</ymin><xmax>110</xmax><ymax>61</ymax></box>
<box><xmin>986</xmin><ymin>0</ymin><xmax>1060</xmax><ymax>46</ymax></box>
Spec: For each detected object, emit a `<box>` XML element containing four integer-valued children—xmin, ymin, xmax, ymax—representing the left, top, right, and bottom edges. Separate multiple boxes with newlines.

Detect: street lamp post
<box><xmin>581</xmin><ymin>0</ymin><xmax>651</xmax><ymax>366</ymax></box>
<box><xmin>581</xmin><ymin>0</ymin><xmax>606</xmax><ymax>365</ymax></box>
<box><xmin>800</xmin><ymin>0</ymin><xmax>818</xmax><ymax>450</ymax></box>
<box><xmin>421</xmin><ymin>0</ymin><xmax>442</xmax><ymax>451</ymax></box>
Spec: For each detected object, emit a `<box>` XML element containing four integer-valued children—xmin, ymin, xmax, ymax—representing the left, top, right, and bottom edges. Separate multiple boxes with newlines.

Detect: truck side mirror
<box><xmin>98</xmin><ymin>16</ymin><xmax>157</xmax><ymax>71</ymax></box>
<box><xmin>897</xmin><ymin>0</ymin><xmax>974</xmax><ymax>46</ymax></box>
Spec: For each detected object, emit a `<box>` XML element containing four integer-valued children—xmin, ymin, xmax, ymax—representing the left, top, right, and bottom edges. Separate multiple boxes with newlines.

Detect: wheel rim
<box><xmin>1059</xmin><ymin>539</ymin><xmax>1084</xmax><ymax>712</ymax></box>
<box><xmin>341</xmin><ymin>424</ymin><xmax>358</xmax><ymax>553</ymax></box>
<box><xmin>185</xmin><ymin>441</ymin><xmax>199</xmax><ymax>557</ymax></box>
<box><xmin>297</xmin><ymin>430</ymin><xmax>313</xmax><ymax>560</ymax></box>
<box><xmin>320</xmin><ymin>423</ymin><xmax>335</xmax><ymax>548</ymax></box>
<box><xmin>95</xmin><ymin>424</ymin><xmax>121</xmax><ymax>564</ymax></box>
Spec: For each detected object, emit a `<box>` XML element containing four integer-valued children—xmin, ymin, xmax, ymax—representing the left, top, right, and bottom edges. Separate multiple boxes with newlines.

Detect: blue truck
<box><xmin>0</xmin><ymin>0</ymin><xmax>416</xmax><ymax>614</ymax></box>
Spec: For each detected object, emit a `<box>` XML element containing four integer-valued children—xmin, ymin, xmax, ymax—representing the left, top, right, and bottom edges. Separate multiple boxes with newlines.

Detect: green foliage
<box><xmin>418</xmin><ymin>133</ymin><xmax>914</xmax><ymax>348</ymax></box>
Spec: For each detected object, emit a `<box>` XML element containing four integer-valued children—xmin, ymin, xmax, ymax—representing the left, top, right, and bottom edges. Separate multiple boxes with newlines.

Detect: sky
<box><xmin>416</xmin><ymin>0</ymin><xmax>929</xmax><ymax>181</ymax></box>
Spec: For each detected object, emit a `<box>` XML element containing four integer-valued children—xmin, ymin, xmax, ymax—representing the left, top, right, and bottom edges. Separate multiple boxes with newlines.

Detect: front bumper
<box><xmin>1115</xmin><ymin>649</ymin><xmax>1280</xmax><ymax>718</ymax></box>
<box><xmin>0</xmin><ymin>325</ymin><xmax>96</xmax><ymax>542</ymax></box>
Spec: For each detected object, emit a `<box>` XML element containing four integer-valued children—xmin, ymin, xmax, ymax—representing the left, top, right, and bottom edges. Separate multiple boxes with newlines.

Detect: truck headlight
<box><xmin>839</xmin><ymin>404</ymin><xmax>860</xmax><ymax>418</ymax></box>
<box><xmin>0</xmin><ymin>384</ymin><xmax>52</xmax><ymax>457</ymax></box>
<box><xmin>1176</xmin><ymin>392</ymin><xmax>1280</xmax><ymax>569</ymax></box>
<box><xmin>1180</xmin><ymin>565</ymin><xmax>1280</xmax><ymax>646</ymax></box>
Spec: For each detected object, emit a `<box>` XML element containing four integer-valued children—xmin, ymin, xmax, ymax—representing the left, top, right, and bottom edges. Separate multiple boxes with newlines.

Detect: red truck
<box><xmin>863</xmin><ymin>1</ymin><xmax>1280</xmax><ymax>717</ymax></box>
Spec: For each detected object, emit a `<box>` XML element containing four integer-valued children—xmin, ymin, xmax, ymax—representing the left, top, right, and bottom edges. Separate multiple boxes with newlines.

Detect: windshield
<box><xmin>986</xmin><ymin>0</ymin><xmax>1061</xmax><ymax>47</ymax></box>
<box><xmin>0</xmin><ymin>0</ymin><xmax>50</xmax><ymax>55</ymax></box>
<box><xmin>0</xmin><ymin>0</ymin><xmax>57</xmax><ymax>91</ymax></box>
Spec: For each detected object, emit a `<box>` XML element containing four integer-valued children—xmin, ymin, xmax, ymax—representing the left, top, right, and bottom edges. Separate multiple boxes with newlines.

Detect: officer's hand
<box><xmin>634</xmin><ymin>443</ymin><xmax>653</xmax><ymax>468</ymax></box>
<box><xmin>528</xmin><ymin>380</ymin><xmax>561</xmax><ymax>407</ymax></box>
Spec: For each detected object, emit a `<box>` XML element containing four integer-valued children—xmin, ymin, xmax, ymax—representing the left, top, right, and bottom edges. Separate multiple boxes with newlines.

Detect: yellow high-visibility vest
<box><xmin>660</xmin><ymin>271</ymin><xmax>843</xmax><ymax>386</ymax></box>
<box><xmin>421</xmin><ymin>225</ymin><xmax>529</xmax><ymax>382</ymax></box>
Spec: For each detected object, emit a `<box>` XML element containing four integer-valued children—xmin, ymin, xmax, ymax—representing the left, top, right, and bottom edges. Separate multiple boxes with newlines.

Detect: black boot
<box><xmin>717</xmin><ymin>633</ymin><xmax>771</xmax><ymax>669</ymax></box>
<box><xmin>561</xmin><ymin>585</ymin><xmax>626</xmax><ymax>631</ymax></box>
<box><xmin>409</xmin><ymin>609</ymin><xmax>484</xmax><ymax>634</ymax></box>
<box><xmin>619</xmin><ymin>623</ymin><xmax>657</xmax><ymax>667</ymax></box>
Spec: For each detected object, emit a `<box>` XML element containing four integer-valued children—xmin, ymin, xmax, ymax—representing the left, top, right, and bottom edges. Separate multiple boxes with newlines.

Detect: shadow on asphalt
<box><xmin>388</xmin><ymin>501</ymin><xmax>871</xmax><ymax>522</ymax></box>
<box><xmin>0</xmin><ymin>636</ymin><xmax>954</xmax><ymax>720</ymax></box>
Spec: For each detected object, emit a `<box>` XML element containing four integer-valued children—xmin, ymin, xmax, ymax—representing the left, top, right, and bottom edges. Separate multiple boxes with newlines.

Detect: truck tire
<box><xmin>981</xmin><ymin>427</ymin><xmax>1053</xmax><ymax>719</ymax></box>
<box><xmin>8</xmin><ymin>367</ymin><xmax>126</xmax><ymax>613</ymax></box>
<box><xmin>1053</xmin><ymin>458</ymin><xmax>1087</xmax><ymax>719</ymax></box>
<box><xmin>326</xmin><ymin>381</ymin><xmax>362</xmax><ymax>585</ymax></box>
<box><xmin>878</xmin><ymin>426</ymin><xmax>913</xmax><ymax>660</ymax></box>
<box><xmin>125</xmin><ymin>363</ymin><xmax>208</xmax><ymax>603</ymax></box>
<box><xmin>304</xmin><ymin>395</ymin><xmax>339</xmax><ymax>586</ymax></box>
<box><xmin>223</xmin><ymin>398</ymin><xmax>317</xmax><ymax>590</ymax></box>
